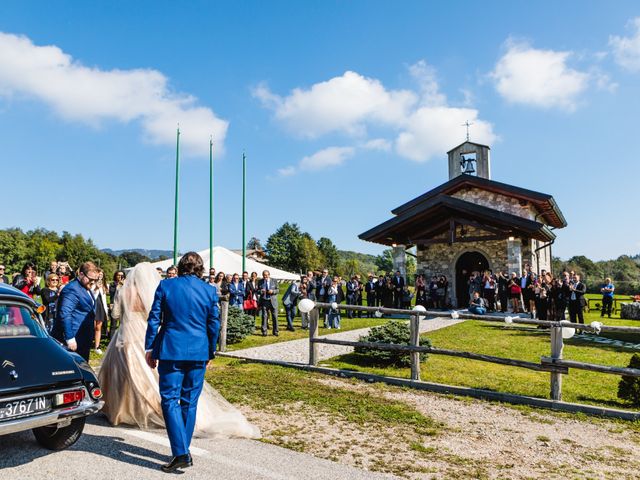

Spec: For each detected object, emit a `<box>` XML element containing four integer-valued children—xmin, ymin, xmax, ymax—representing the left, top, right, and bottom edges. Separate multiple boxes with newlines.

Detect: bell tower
<box><xmin>447</xmin><ymin>141</ymin><xmax>491</xmax><ymax>180</ymax></box>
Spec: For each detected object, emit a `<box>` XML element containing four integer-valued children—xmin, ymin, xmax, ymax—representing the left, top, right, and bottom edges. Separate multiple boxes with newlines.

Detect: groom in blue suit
<box><xmin>145</xmin><ymin>252</ymin><xmax>220</xmax><ymax>473</ymax></box>
<box><xmin>52</xmin><ymin>261</ymin><xmax>100</xmax><ymax>361</ymax></box>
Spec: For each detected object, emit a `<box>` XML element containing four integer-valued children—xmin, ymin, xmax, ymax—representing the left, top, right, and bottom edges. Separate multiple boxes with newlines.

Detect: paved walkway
<box><xmin>0</xmin><ymin>416</ymin><xmax>397</xmax><ymax>480</ymax></box>
<box><xmin>227</xmin><ymin>317</ymin><xmax>464</xmax><ymax>364</ymax></box>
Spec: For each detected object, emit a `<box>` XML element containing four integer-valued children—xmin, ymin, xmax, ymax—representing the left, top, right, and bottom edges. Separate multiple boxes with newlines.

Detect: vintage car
<box><xmin>0</xmin><ymin>283</ymin><xmax>104</xmax><ymax>450</ymax></box>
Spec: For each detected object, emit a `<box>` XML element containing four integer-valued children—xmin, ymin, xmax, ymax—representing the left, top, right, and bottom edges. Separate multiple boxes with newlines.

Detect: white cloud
<box><xmin>300</xmin><ymin>146</ymin><xmax>355</xmax><ymax>171</ymax></box>
<box><xmin>277</xmin><ymin>146</ymin><xmax>356</xmax><ymax>177</ymax></box>
<box><xmin>610</xmin><ymin>17</ymin><xmax>640</xmax><ymax>71</ymax></box>
<box><xmin>408</xmin><ymin>60</ymin><xmax>446</xmax><ymax>106</ymax></box>
<box><xmin>490</xmin><ymin>41</ymin><xmax>590</xmax><ymax>111</ymax></box>
<box><xmin>397</xmin><ymin>107</ymin><xmax>495</xmax><ymax>162</ymax></box>
<box><xmin>0</xmin><ymin>32</ymin><xmax>228</xmax><ymax>156</ymax></box>
<box><xmin>253</xmin><ymin>71</ymin><xmax>417</xmax><ymax>138</ymax></box>
<box><xmin>259</xmin><ymin>61</ymin><xmax>497</xmax><ymax>166</ymax></box>
<box><xmin>277</xmin><ymin>166</ymin><xmax>297</xmax><ymax>177</ymax></box>
<box><xmin>361</xmin><ymin>138</ymin><xmax>392</xmax><ymax>152</ymax></box>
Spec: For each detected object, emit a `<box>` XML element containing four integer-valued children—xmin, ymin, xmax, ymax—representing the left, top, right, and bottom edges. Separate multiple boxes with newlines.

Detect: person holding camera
<box><xmin>600</xmin><ymin>277</ymin><xmax>615</xmax><ymax>318</ymax></box>
<box><xmin>568</xmin><ymin>273</ymin><xmax>587</xmax><ymax>325</ymax></box>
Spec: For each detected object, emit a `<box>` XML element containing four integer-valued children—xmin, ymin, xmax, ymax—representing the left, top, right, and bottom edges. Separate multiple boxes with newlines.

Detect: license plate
<box><xmin>0</xmin><ymin>396</ymin><xmax>51</xmax><ymax>420</ymax></box>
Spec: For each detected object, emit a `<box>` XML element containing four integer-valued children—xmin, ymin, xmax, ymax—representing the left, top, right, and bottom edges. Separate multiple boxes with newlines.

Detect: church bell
<box><xmin>460</xmin><ymin>155</ymin><xmax>476</xmax><ymax>175</ymax></box>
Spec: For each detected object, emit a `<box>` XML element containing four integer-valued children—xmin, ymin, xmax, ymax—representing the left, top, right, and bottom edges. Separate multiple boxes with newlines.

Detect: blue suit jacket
<box><xmin>52</xmin><ymin>279</ymin><xmax>95</xmax><ymax>347</ymax></box>
<box><xmin>145</xmin><ymin>275</ymin><xmax>220</xmax><ymax>361</ymax></box>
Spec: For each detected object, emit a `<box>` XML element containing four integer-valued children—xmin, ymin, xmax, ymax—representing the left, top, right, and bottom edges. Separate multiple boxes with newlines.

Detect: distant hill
<box><xmin>101</xmin><ymin>248</ymin><xmax>173</xmax><ymax>260</ymax></box>
<box><xmin>337</xmin><ymin>249</ymin><xmax>378</xmax><ymax>274</ymax></box>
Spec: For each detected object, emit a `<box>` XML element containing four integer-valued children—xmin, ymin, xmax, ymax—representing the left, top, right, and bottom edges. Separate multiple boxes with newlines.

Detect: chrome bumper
<box><xmin>0</xmin><ymin>399</ymin><xmax>104</xmax><ymax>436</ymax></box>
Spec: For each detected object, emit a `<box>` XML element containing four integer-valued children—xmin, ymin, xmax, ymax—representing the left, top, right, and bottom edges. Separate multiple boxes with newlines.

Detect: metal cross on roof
<box><xmin>462</xmin><ymin>120</ymin><xmax>474</xmax><ymax>141</ymax></box>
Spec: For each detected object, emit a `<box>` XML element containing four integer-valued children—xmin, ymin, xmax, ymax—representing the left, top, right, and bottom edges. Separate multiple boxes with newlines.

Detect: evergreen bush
<box><xmin>618</xmin><ymin>353</ymin><xmax>640</xmax><ymax>406</ymax></box>
<box><xmin>225</xmin><ymin>306</ymin><xmax>255</xmax><ymax>344</ymax></box>
<box><xmin>355</xmin><ymin>320</ymin><xmax>430</xmax><ymax>367</ymax></box>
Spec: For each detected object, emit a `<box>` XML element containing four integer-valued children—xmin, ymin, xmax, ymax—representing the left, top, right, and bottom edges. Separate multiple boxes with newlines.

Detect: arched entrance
<box><xmin>455</xmin><ymin>251</ymin><xmax>490</xmax><ymax>307</ymax></box>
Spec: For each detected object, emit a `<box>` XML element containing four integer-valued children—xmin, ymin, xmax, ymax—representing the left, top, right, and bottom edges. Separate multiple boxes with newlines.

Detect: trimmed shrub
<box><xmin>618</xmin><ymin>353</ymin><xmax>640</xmax><ymax>406</ymax></box>
<box><xmin>226</xmin><ymin>306</ymin><xmax>255</xmax><ymax>344</ymax></box>
<box><xmin>355</xmin><ymin>320</ymin><xmax>430</xmax><ymax>367</ymax></box>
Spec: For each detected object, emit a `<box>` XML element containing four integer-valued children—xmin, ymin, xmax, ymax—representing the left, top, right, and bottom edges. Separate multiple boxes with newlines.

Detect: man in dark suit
<box><xmin>568</xmin><ymin>273</ymin><xmax>587</xmax><ymax>325</ymax></box>
<box><xmin>315</xmin><ymin>269</ymin><xmax>331</xmax><ymax>303</ymax></box>
<box><xmin>52</xmin><ymin>261</ymin><xmax>100</xmax><ymax>361</ymax></box>
<box><xmin>392</xmin><ymin>270</ymin><xmax>405</xmax><ymax>309</ymax></box>
<box><xmin>365</xmin><ymin>274</ymin><xmax>377</xmax><ymax>317</ymax></box>
<box><xmin>346</xmin><ymin>275</ymin><xmax>358</xmax><ymax>319</ymax></box>
<box><xmin>258</xmin><ymin>270</ymin><xmax>279</xmax><ymax>336</ymax></box>
<box><xmin>145</xmin><ymin>252</ymin><xmax>220</xmax><ymax>473</ymax></box>
<box><xmin>375</xmin><ymin>274</ymin><xmax>385</xmax><ymax>307</ymax></box>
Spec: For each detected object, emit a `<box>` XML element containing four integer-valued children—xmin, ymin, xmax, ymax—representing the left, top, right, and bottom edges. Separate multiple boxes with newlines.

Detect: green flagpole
<box><xmin>242</xmin><ymin>152</ymin><xmax>246</xmax><ymax>273</ymax></box>
<box><xmin>209</xmin><ymin>136</ymin><xmax>214</xmax><ymax>269</ymax></box>
<box><xmin>173</xmin><ymin>126</ymin><xmax>180</xmax><ymax>265</ymax></box>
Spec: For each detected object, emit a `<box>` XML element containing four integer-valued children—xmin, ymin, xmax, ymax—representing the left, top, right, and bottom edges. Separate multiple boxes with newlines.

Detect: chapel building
<box><xmin>359</xmin><ymin>141</ymin><xmax>567</xmax><ymax>308</ymax></box>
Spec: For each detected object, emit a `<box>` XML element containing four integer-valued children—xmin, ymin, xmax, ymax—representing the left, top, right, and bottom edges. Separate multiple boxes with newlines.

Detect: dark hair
<box><xmin>79</xmin><ymin>261</ymin><xmax>97</xmax><ymax>275</ymax></box>
<box><xmin>167</xmin><ymin>265</ymin><xmax>177</xmax><ymax>273</ymax></box>
<box><xmin>178</xmin><ymin>252</ymin><xmax>205</xmax><ymax>277</ymax></box>
<box><xmin>113</xmin><ymin>270</ymin><xmax>126</xmax><ymax>282</ymax></box>
<box><xmin>21</xmin><ymin>262</ymin><xmax>36</xmax><ymax>276</ymax></box>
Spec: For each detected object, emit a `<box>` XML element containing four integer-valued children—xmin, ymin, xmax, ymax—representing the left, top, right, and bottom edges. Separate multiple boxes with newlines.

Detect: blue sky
<box><xmin>1</xmin><ymin>1</ymin><xmax>639</xmax><ymax>261</ymax></box>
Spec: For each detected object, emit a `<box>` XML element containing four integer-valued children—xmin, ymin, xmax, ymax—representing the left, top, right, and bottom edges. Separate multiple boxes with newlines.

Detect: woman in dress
<box><xmin>40</xmin><ymin>273</ymin><xmax>60</xmax><ymax>332</ymax></box>
<box><xmin>98</xmin><ymin>262</ymin><xmax>260</xmax><ymax>438</ymax></box>
<box><xmin>12</xmin><ymin>262</ymin><xmax>41</xmax><ymax>298</ymax></box>
<box><xmin>91</xmin><ymin>269</ymin><xmax>109</xmax><ymax>355</ymax></box>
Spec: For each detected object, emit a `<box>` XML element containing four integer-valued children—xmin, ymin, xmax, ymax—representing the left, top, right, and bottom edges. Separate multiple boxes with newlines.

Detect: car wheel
<box><xmin>32</xmin><ymin>417</ymin><xmax>86</xmax><ymax>450</ymax></box>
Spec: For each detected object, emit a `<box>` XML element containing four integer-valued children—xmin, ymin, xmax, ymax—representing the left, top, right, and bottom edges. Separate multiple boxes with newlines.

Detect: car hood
<box><xmin>0</xmin><ymin>338</ymin><xmax>82</xmax><ymax>394</ymax></box>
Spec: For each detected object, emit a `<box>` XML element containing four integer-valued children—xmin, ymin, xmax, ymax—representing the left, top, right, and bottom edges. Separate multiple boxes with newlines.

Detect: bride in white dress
<box><xmin>98</xmin><ymin>262</ymin><xmax>260</xmax><ymax>439</ymax></box>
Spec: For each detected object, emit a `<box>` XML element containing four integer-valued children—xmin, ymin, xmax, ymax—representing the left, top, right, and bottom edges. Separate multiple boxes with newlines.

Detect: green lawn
<box><xmin>207</xmin><ymin>356</ymin><xmax>440</xmax><ymax>432</ymax></box>
<box><xmin>225</xmin><ymin>313</ymin><xmax>388</xmax><ymax>350</ymax></box>
<box><xmin>323</xmin><ymin>308</ymin><xmax>640</xmax><ymax>410</ymax></box>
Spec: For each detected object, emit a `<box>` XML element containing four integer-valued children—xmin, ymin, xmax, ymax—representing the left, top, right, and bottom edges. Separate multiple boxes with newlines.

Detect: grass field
<box><xmin>322</xmin><ymin>306</ymin><xmax>640</xmax><ymax>410</ymax></box>
<box><xmin>225</xmin><ymin>313</ymin><xmax>388</xmax><ymax>350</ymax></box>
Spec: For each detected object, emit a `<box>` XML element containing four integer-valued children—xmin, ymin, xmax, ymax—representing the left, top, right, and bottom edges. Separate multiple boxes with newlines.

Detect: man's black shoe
<box><xmin>161</xmin><ymin>454</ymin><xmax>193</xmax><ymax>473</ymax></box>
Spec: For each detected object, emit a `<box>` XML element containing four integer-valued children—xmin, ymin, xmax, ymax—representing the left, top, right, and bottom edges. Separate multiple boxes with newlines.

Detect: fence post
<box><xmin>410</xmin><ymin>314</ymin><xmax>421</xmax><ymax>381</ymax></box>
<box><xmin>309</xmin><ymin>307</ymin><xmax>319</xmax><ymax>366</ymax></box>
<box><xmin>550</xmin><ymin>326</ymin><xmax>564</xmax><ymax>401</ymax></box>
<box><xmin>219</xmin><ymin>300</ymin><xmax>229</xmax><ymax>352</ymax></box>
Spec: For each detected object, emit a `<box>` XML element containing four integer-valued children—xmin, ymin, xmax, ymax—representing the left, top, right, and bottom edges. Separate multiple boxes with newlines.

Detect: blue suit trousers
<box><xmin>158</xmin><ymin>360</ymin><xmax>207</xmax><ymax>456</ymax></box>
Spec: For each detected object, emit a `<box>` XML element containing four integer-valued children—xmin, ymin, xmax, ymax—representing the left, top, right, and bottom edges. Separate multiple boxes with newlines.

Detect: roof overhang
<box><xmin>391</xmin><ymin>175</ymin><xmax>567</xmax><ymax>229</ymax></box>
<box><xmin>359</xmin><ymin>195</ymin><xmax>556</xmax><ymax>247</ymax></box>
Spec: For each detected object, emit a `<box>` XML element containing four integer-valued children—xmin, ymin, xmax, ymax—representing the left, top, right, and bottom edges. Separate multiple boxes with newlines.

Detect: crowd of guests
<box><xmin>459</xmin><ymin>263</ymin><xmax>615</xmax><ymax>325</ymax></box>
<box><xmin>0</xmin><ymin>260</ymin><xmax>116</xmax><ymax>354</ymax></box>
<box><xmin>0</xmin><ymin>258</ymin><xmax>619</xmax><ymax>354</ymax></box>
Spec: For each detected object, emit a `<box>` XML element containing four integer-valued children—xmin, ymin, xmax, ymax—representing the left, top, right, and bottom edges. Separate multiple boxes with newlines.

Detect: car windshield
<box><xmin>0</xmin><ymin>303</ymin><xmax>48</xmax><ymax>338</ymax></box>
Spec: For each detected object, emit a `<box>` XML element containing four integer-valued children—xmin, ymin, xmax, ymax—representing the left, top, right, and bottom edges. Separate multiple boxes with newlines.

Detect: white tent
<box><xmin>140</xmin><ymin>246</ymin><xmax>299</xmax><ymax>281</ymax></box>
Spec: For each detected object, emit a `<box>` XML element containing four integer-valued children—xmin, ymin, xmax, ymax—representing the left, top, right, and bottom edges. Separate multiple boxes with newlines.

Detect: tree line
<box><xmin>0</xmin><ymin>228</ymin><xmax>162</xmax><ymax>280</ymax></box>
<box><xmin>261</xmin><ymin>222</ymin><xmax>416</xmax><ymax>280</ymax></box>
<box><xmin>1</xmin><ymin>226</ymin><xmax>639</xmax><ymax>294</ymax></box>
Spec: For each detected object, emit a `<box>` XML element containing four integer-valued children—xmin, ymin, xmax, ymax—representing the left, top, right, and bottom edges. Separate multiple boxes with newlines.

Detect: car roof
<box><xmin>0</xmin><ymin>283</ymin><xmax>33</xmax><ymax>302</ymax></box>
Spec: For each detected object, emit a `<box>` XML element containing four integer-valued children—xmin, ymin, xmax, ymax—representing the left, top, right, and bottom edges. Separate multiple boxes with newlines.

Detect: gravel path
<box><xmin>228</xmin><ymin>317</ymin><xmax>464</xmax><ymax>363</ymax></box>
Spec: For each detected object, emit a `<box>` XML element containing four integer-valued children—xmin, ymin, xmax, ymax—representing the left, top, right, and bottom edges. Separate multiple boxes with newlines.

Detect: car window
<box><xmin>0</xmin><ymin>304</ymin><xmax>48</xmax><ymax>338</ymax></box>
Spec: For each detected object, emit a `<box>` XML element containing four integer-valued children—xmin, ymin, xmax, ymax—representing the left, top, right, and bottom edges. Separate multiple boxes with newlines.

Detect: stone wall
<box><xmin>416</xmin><ymin>237</ymin><xmax>509</xmax><ymax>307</ymax></box>
<box><xmin>451</xmin><ymin>188</ymin><xmax>536</xmax><ymax>220</ymax></box>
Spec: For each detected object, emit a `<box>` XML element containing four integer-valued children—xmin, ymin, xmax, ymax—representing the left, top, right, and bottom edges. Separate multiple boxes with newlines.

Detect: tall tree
<box><xmin>317</xmin><ymin>237</ymin><xmax>339</xmax><ymax>272</ymax></box>
<box><xmin>246</xmin><ymin>237</ymin><xmax>263</xmax><ymax>250</ymax></box>
<box><xmin>298</xmin><ymin>234</ymin><xmax>325</xmax><ymax>273</ymax></box>
<box><xmin>0</xmin><ymin>228</ymin><xmax>29</xmax><ymax>272</ymax></box>
<box><xmin>265</xmin><ymin>222</ymin><xmax>303</xmax><ymax>272</ymax></box>
<box><xmin>374</xmin><ymin>248</ymin><xmax>394</xmax><ymax>273</ymax></box>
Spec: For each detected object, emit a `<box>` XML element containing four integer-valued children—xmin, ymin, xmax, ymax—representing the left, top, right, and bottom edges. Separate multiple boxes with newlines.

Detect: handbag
<box><xmin>243</xmin><ymin>298</ymin><xmax>258</xmax><ymax>310</ymax></box>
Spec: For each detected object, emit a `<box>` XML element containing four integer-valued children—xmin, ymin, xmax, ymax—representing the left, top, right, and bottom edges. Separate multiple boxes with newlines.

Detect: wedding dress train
<box><xmin>97</xmin><ymin>263</ymin><xmax>260</xmax><ymax>439</ymax></box>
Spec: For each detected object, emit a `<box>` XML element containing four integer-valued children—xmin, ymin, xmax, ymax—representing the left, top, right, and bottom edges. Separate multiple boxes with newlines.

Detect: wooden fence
<box><xmin>307</xmin><ymin>303</ymin><xmax>640</xmax><ymax>403</ymax></box>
